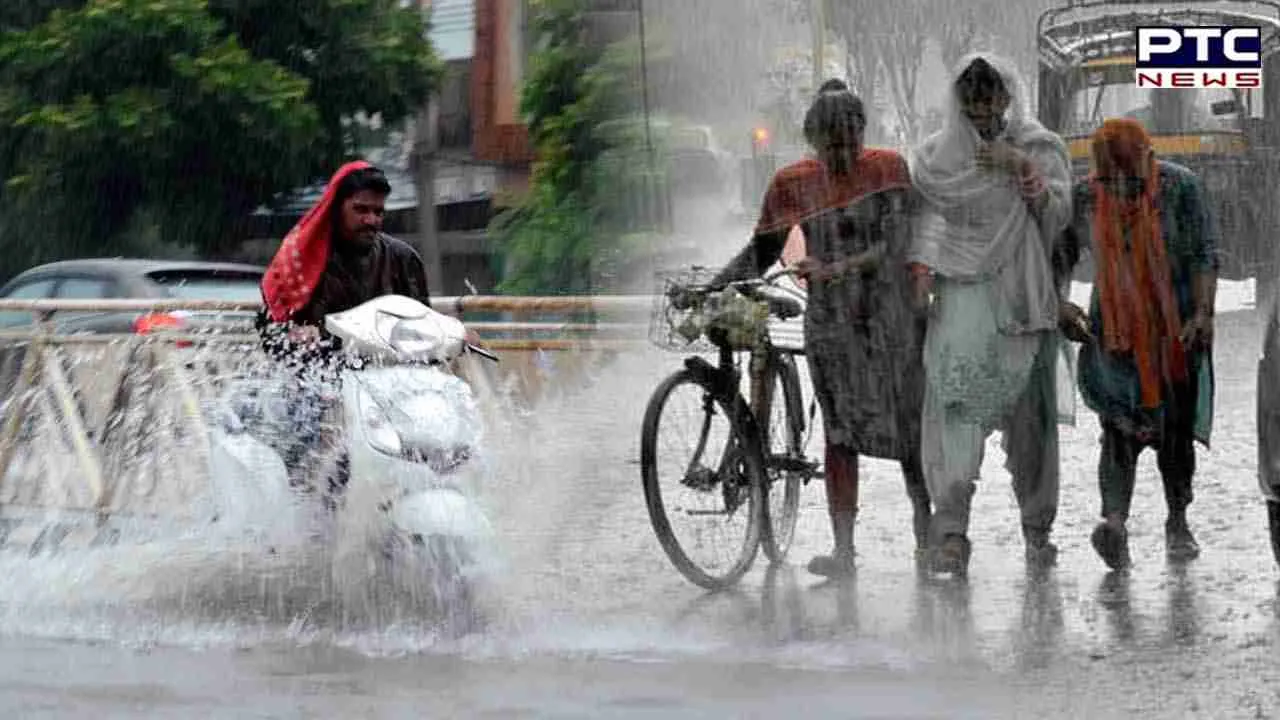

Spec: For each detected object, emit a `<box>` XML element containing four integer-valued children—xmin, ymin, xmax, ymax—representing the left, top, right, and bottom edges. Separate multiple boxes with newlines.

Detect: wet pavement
<box><xmin>0</xmin><ymin>298</ymin><xmax>1278</xmax><ymax>718</ymax></box>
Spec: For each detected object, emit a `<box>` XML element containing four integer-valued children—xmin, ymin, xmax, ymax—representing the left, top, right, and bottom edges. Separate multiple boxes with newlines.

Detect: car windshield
<box><xmin>1063</xmin><ymin>67</ymin><xmax>1250</xmax><ymax>137</ymax></box>
<box><xmin>148</xmin><ymin>272</ymin><xmax>262</xmax><ymax>302</ymax></box>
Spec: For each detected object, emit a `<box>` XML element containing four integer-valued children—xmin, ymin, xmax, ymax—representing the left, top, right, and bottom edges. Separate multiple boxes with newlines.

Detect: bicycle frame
<box><xmin>680</xmin><ymin>336</ymin><xmax>800</xmax><ymax>460</ymax></box>
<box><xmin>640</xmin><ymin>267</ymin><xmax>818</xmax><ymax>588</ymax></box>
<box><xmin>676</xmin><ymin>267</ymin><xmax>811</xmax><ymax>466</ymax></box>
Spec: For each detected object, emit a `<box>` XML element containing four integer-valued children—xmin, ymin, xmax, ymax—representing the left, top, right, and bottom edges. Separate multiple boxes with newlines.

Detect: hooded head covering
<box><xmin>909</xmin><ymin>52</ymin><xmax>1065</xmax><ymax>225</ymax></box>
<box><xmin>1088</xmin><ymin>118</ymin><xmax>1187</xmax><ymax>408</ymax></box>
<box><xmin>262</xmin><ymin>161</ymin><xmax>372</xmax><ymax>323</ymax></box>
<box><xmin>907</xmin><ymin>52</ymin><xmax>1073</xmax><ymax>332</ymax></box>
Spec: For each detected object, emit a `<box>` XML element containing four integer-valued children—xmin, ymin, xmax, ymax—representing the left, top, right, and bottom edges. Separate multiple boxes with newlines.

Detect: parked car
<box><xmin>1259</xmin><ymin>286</ymin><xmax>1280</xmax><ymax>565</ymax></box>
<box><xmin>0</xmin><ymin>258</ymin><xmax>264</xmax><ymax>336</ymax></box>
<box><xmin>0</xmin><ymin>259</ymin><xmax>265</xmax><ymax>411</ymax></box>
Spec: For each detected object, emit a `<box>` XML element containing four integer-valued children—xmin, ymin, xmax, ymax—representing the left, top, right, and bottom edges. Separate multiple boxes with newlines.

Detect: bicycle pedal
<box><xmin>681</xmin><ymin>466</ymin><xmax>719</xmax><ymax>492</ymax></box>
<box><xmin>768</xmin><ymin>455</ymin><xmax>816</xmax><ymax>473</ymax></box>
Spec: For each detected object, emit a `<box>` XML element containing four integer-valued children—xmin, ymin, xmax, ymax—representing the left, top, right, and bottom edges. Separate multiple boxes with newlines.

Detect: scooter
<box><xmin>212</xmin><ymin>295</ymin><xmax>499</xmax><ymax>618</ymax></box>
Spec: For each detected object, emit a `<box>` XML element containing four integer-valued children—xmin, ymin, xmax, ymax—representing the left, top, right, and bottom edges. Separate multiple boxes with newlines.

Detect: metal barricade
<box><xmin>0</xmin><ymin>296</ymin><xmax>654</xmax><ymax>524</ymax></box>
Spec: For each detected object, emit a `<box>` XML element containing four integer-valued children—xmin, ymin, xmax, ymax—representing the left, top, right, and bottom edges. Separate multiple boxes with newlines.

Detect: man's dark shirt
<box><xmin>292</xmin><ymin>232</ymin><xmax>432</xmax><ymax>324</ymax></box>
<box><xmin>257</xmin><ymin>232</ymin><xmax>432</xmax><ymax>362</ymax></box>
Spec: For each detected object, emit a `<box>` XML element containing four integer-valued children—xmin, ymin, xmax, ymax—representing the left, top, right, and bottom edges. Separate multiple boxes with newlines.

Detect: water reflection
<box><xmin>759</xmin><ymin>563</ymin><xmax>809</xmax><ymax>643</ymax></box>
<box><xmin>1012</xmin><ymin>567</ymin><xmax>1065</xmax><ymax>670</ymax></box>
<box><xmin>672</xmin><ymin>584</ymin><xmax>757</xmax><ymax>630</ymax></box>
<box><xmin>1097</xmin><ymin>570</ymin><xmax>1137</xmax><ymax>644</ymax></box>
<box><xmin>832</xmin><ymin>574</ymin><xmax>857</xmax><ymax>630</ymax></box>
<box><xmin>1162</xmin><ymin>564</ymin><xmax>1201</xmax><ymax>647</ymax></box>
<box><xmin>909</xmin><ymin>576</ymin><xmax>976</xmax><ymax>661</ymax></box>
<box><xmin>755</xmin><ymin>564</ymin><xmax>858</xmax><ymax>644</ymax></box>
<box><xmin>671</xmin><ymin>557</ymin><xmax>1213</xmax><ymax>668</ymax></box>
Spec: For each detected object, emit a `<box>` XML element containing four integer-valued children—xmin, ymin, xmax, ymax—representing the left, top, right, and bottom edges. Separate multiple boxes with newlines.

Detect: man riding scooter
<box><xmin>256</xmin><ymin>161</ymin><xmax>480</xmax><ymax>500</ymax></box>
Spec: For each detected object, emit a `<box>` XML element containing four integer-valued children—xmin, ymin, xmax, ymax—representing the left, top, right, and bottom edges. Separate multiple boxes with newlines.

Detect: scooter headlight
<box><xmin>357</xmin><ymin>384</ymin><xmax>476</xmax><ymax>473</ymax></box>
<box><xmin>359</xmin><ymin>390</ymin><xmax>403</xmax><ymax>456</ymax></box>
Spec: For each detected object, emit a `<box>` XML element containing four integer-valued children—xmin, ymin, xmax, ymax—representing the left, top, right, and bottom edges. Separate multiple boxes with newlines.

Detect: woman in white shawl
<box><xmin>908</xmin><ymin>54</ymin><xmax>1073</xmax><ymax>576</ymax></box>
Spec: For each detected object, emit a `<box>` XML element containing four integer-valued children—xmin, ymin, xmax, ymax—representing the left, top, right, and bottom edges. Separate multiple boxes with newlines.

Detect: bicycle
<box><xmin>641</xmin><ymin>266</ymin><xmax>822</xmax><ymax>591</ymax></box>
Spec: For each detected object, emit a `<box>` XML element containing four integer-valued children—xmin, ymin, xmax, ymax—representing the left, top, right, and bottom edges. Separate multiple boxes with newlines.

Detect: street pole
<box><xmin>810</xmin><ymin>0</ymin><xmax>825</xmax><ymax>87</ymax></box>
<box><xmin>411</xmin><ymin>94</ymin><xmax>445</xmax><ymax>297</ymax></box>
<box><xmin>637</xmin><ymin>0</ymin><xmax>653</xmax><ymax>164</ymax></box>
<box><xmin>410</xmin><ymin>0</ymin><xmax>444</xmax><ymax>295</ymax></box>
<box><xmin>636</xmin><ymin>0</ymin><xmax>669</xmax><ymax>232</ymax></box>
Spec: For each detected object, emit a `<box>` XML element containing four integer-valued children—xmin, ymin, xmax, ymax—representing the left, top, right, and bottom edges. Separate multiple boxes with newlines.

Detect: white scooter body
<box><xmin>324</xmin><ymin>296</ymin><xmax>494</xmax><ymax>571</ymax></box>
<box><xmin>211</xmin><ymin>295</ymin><xmax>495</xmax><ymax>613</ymax></box>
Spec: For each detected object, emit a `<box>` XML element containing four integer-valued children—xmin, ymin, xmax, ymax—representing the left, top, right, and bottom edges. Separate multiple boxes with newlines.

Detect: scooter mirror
<box><xmin>466</xmin><ymin>343</ymin><xmax>500</xmax><ymax>363</ymax></box>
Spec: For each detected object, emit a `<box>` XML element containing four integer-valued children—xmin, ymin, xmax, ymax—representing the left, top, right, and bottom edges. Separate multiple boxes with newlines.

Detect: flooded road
<box><xmin>1</xmin><ymin>297</ymin><xmax>1278</xmax><ymax>719</ymax></box>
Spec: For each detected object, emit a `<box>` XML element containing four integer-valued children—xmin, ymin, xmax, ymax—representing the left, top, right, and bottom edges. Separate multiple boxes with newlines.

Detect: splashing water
<box><xmin>0</xmin><ymin>337</ymin><xmax>527</xmax><ymax>652</ymax></box>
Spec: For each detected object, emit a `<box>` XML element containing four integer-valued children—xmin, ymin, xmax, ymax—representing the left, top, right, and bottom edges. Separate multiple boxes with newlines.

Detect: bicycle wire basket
<box><xmin>648</xmin><ymin>266</ymin><xmax>772</xmax><ymax>354</ymax></box>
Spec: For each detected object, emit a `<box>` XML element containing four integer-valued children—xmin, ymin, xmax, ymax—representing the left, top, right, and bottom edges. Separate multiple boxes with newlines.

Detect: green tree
<box><xmin>0</xmin><ymin>1</ymin><xmax>85</xmax><ymax>31</ymax></box>
<box><xmin>205</xmin><ymin>0</ymin><xmax>437</xmax><ymax>177</ymax></box>
<box><xmin>489</xmin><ymin>0</ymin><xmax>644</xmax><ymax>295</ymax></box>
<box><xmin>0</xmin><ymin>0</ymin><xmax>438</xmax><ymax>278</ymax></box>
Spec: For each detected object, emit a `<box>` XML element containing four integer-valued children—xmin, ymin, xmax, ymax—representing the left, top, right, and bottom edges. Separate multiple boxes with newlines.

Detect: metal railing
<box><xmin>0</xmin><ymin>294</ymin><xmax>654</xmax><ymax>314</ymax></box>
<box><xmin>0</xmin><ymin>295</ymin><xmax>655</xmax><ymax>350</ymax></box>
<box><xmin>0</xmin><ymin>295</ymin><xmax>655</xmax><ymax>520</ymax></box>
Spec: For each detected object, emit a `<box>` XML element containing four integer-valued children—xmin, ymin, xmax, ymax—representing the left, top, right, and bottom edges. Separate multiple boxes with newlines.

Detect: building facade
<box><xmin>241</xmin><ymin>0</ymin><xmax>534</xmax><ymax>297</ymax></box>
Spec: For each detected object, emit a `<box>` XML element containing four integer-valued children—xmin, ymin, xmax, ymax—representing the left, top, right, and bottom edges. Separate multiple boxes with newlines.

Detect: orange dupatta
<box><xmin>1089</xmin><ymin>119</ymin><xmax>1187</xmax><ymax>409</ymax></box>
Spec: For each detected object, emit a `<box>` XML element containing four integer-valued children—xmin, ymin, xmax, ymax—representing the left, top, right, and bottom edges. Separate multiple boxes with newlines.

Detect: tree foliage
<box><xmin>489</xmin><ymin>0</ymin><xmax>639</xmax><ymax>295</ymax></box>
<box><xmin>0</xmin><ymin>0</ymin><xmax>438</xmax><ymax>279</ymax></box>
<box><xmin>0</xmin><ymin>0</ymin><xmax>82</xmax><ymax>31</ymax></box>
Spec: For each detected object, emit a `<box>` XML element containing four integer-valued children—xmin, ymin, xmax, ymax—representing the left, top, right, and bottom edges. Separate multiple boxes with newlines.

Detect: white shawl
<box><xmin>908</xmin><ymin>52</ymin><xmax>1072</xmax><ymax>333</ymax></box>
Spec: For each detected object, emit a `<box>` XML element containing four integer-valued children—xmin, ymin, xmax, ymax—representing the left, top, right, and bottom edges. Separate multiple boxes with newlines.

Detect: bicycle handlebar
<box><xmin>668</xmin><ymin>267</ymin><xmax>797</xmax><ymax>303</ymax></box>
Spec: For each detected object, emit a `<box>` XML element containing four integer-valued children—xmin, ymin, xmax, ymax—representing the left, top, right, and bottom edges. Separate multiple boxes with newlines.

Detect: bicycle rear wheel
<box><xmin>756</xmin><ymin>354</ymin><xmax>806</xmax><ymax>564</ymax></box>
<box><xmin>641</xmin><ymin>368</ymin><xmax>763</xmax><ymax>591</ymax></box>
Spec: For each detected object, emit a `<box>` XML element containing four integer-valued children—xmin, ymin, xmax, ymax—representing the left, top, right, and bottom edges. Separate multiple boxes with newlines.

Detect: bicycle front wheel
<box><xmin>640</xmin><ymin>368</ymin><xmax>763</xmax><ymax>591</ymax></box>
<box><xmin>756</xmin><ymin>354</ymin><xmax>806</xmax><ymax>564</ymax></box>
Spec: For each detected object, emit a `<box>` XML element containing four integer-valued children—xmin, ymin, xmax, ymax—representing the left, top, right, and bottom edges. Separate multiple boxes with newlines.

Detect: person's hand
<box><xmin>1058</xmin><ymin>301</ymin><xmax>1093</xmax><ymax>343</ymax></box>
<box><xmin>464</xmin><ymin>326</ymin><xmax>482</xmax><ymax>347</ymax></box>
<box><xmin>789</xmin><ymin>256</ymin><xmax>828</xmax><ymax>281</ymax></box>
<box><xmin>1180</xmin><ymin>311</ymin><xmax>1214</xmax><ymax>350</ymax></box>
<box><xmin>975</xmin><ymin>140</ymin><xmax>1026</xmax><ymax>175</ymax></box>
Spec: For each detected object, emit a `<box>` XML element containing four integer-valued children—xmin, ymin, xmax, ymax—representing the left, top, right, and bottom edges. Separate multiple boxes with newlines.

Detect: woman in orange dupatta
<box><xmin>1057</xmin><ymin>118</ymin><xmax>1218</xmax><ymax>570</ymax></box>
<box><xmin>715</xmin><ymin>80</ymin><xmax>929</xmax><ymax>577</ymax></box>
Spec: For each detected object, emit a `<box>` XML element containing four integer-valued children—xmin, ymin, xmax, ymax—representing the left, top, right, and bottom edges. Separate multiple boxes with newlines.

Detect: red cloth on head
<box><xmin>262</xmin><ymin>160</ymin><xmax>372</xmax><ymax>323</ymax></box>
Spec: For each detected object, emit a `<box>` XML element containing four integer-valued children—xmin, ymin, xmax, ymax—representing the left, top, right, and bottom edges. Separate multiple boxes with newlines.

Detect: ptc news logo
<box><xmin>1136</xmin><ymin>26</ymin><xmax>1262</xmax><ymax>88</ymax></box>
